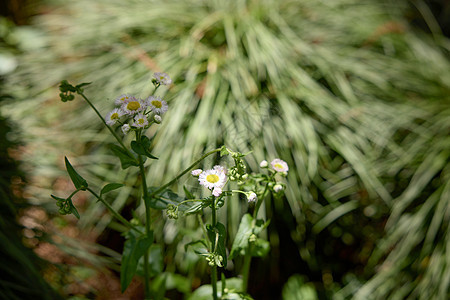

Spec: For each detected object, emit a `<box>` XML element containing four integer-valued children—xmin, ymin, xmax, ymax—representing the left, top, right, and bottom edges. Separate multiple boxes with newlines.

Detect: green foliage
<box><xmin>229</xmin><ymin>214</ymin><xmax>270</xmax><ymax>259</ymax></box>
<box><xmin>282</xmin><ymin>274</ymin><xmax>318</xmax><ymax>300</ymax></box>
<box><xmin>120</xmin><ymin>229</ymin><xmax>154</xmax><ymax>292</ymax></box>
<box><xmin>207</xmin><ymin>222</ymin><xmax>228</xmax><ymax>268</ymax></box>
<box><xmin>110</xmin><ymin>144</ymin><xmax>139</xmax><ymax>169</ymax></box>
<box><xmin>64</xmin><ymin>156</ymin><xmax>88</xmax><ymax>190</ymax></box>
<box><xmin>1</xmin><ymin>0</ymin><xmax>450</xmax><ymax>298</ymax></box>
<box><xmin>130</xmin><ymin>136</ymin><xmax>158</xmax><ymax>160</ymax></box>
<box><xmin>100</xmin><ymin>182</ymin><xmax>124</xmax><ymax>196</ymax></box>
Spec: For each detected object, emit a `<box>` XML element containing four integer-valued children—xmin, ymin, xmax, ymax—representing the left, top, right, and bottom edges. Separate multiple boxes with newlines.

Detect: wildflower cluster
<box><xmin>105</xmin><ymin>73</ymin><xmax>171</xmax><ymax>134</ymax></box>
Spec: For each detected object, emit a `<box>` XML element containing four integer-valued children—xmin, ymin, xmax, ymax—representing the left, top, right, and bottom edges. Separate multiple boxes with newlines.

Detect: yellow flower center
<box><xmin>274</xmin><ymin>163</ymin><xmax>283</xmax><ymax>169</ymax></box>
<box><xmin>138</xmin><ymin>118</ymin><xmax>145</xmax><ymax>124</ymax></box>
<box><xmin>206</xmin><ymin>174</ymin><xmax>220</xmax><ymax>183</ymax></box>
<box><xmin>151</xmin><ymin>100</ymin><xmax>162</xmax><ymax>108</ymax></box>
<box><xmin>127</xmin><ymin>101</ymin><xmax>141</xmax><ymax>111</ymax></box>
<box><xmin>111</xmin><ymin>113</ymin><xmax>119</xmax><ymax>120</ymax></box>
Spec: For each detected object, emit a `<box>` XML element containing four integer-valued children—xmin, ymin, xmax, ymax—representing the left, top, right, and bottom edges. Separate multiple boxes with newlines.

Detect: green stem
<box><xmin>137</xmin><ymin>152</ymin><xmax>152</xmax><ymax>299</ymax></box>
<box><xmin>242</xmin><ymin>184</ymin><xmax>270</xmax><ymax>292</ymax></box>
<box><xmin>86</xmin><ymin>188</ymin><xmax>143</xmax><ymax>234</ymax></box>
<box><xmin>241</xmin><ymin>244</ymin><xmax>252</xmax><ymax>292</ymax></box>
<box><xmin>148</xmin><ymin>148</ymin><xmax>222</xmax><ymax>198</ymax></box>
<box><xmin>211</xmin><ymin>196</ymin><xmax>218</xmax><ymax>300</ymax></box>
<box><xmin>79</xmin><ymin>93</ymin><xmax>137</xmax><ymax>162</ymax></box>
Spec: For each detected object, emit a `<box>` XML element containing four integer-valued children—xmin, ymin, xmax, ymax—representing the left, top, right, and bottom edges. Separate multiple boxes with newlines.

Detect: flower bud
<box><xmin>153</xmin><ymin>114</ymin><xmax>162</xmax><ymax>124</ymax></box>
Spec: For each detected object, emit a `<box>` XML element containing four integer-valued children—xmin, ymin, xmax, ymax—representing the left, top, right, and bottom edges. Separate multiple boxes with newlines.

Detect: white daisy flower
<box><xmin>259</xmin><ymin>160</ymin><xmax>268</xmax><ymax>168</ymax></box>
<box><xmin>147</xmin><ymin>96</ymin><xmax>168</xmax><ymax>115</ymax></box>
<box><xmin>271</xmin><ymin>159</ymin><xmax>289</xmax><ymax>173</ymax></box>
<box><xmin>121</xmin><ymin>124</ymin><xmax>131</xmax><ymax>134</ymax></box>
<box><xmin>121</xmin><ymin>98</ymin><xmax>145</xmax><ymax>115</ymax></box>
<box><xmin>198</xmin><ymin>166</ymin><xmax>227</xmax><ymax>192</ymax></box>
<box><xmin>106</xmin><ymin>108</ymin><xmax>123</xmax><ymax>126</ymax></box>
<box><xmin>247</xmin><ymin>192</ymin><xmax>257</xmax><ymax>202</ymax></box>
<box><xmin>114</xmin><ymin>94</ymin><xmax>134</xmax><ymax>106</ymax></box>
<box><xmin>191</xmin><ymin>169</ymin><xmax>203</xmax><ymax>177</ymax></box>
<box><xmin>153</xmin><ymin>72</ymin><xmax>172</xmax><ymax>85</ymax></box>
<box><xmin>132</xmin><ymin>113</ymin><xmax>148</xmax><ymax>128</ymax></box>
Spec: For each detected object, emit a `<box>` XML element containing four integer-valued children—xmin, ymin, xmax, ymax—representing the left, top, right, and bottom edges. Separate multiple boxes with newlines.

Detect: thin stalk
<box><xmin>211</xmin><ymin>196</ymin><xmax>218</xmax><ymax>300</ymax></box>
<box><xmin>86</xmin><ymin>188</ymin><xmax>143</xmax><ymax>234</ymax></box>
<box><xmin>79</xmin><ymin>93</ymin><xmax>137</xmax><ymax>162</ymax></box>
<box><xmin>148</xmin><ymin>148</ymin><xmax>222</xmax><ymax>197</ymax></box>
<box><xmin>241</xmin><ymin>183</ymin><xmax>270</xmax><ymax>292</ymax></box>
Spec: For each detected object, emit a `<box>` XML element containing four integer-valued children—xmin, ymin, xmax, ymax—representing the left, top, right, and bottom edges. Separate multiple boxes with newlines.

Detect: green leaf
<box><xmin>150</xmin><ymin>273</ymin><xmax>167</xmax><ymax>300</ymax></box>
<box><xmin>50</xmin><ymin>194</ymin><xmax>65</xmax><ymax>202</ymax></box>
<box><xmin>110</xmin><ymin>144</ymin><xmax>139</xmax><ymax>169</ymax></box>
<box><xmin>136</xmin><ymin>244</ymin><xmax>163</xmax><ymax>277</ymax></box>
<box><xmin>131</xmin><ymin>136</ymin><xmax>158</xmax><ymax>159</ymax></box>
<box><xmin>64</xmin><ymin>157</ymin><xmax>88</xmax><ymax>191</ymax></box>
<box><xmin>183</xmin><ymin>185</ymin><xmax>195</xmax><ymax>199</ymax></box>
<box><xmin>184</xmin><ymin>239</ymin><xmax>209</xmax><ymax>252</ymax></box>
<box><xmin>230</xmin><ymin>214</ymin><xmax>270</xmax><ymax>259</ymax></box>
<box><xmin>64</xmin><ymin>157</ymin><xmax>88</xmax><ymax>190</ymax></box>
<box><xmin>100</xmin><ymin>183</ymin><xmax>124</xmax><ymax>196</ymax></box>
<box><xmin>207</xmin><ymin>222</ymin><xmax>227</xmax><ymax>267</ymax></box>
<box><xmin>69</xmin><ymin>200</ymin><xmax>80</xmax><ymax>219</ymax></box>
<box><xmin>120</xmin><ymin>231</ymin><xmax>153</xmax><ymax>292</ymax></box>
<box><xmin>229</xmin><ymin>214</ymin><xmax>253</xmax><ymax>259</ymax></box>
<box><xmin>165</xmin><ymin>273</ymin><xmax>191</xmax><ymax>294</ymax></box>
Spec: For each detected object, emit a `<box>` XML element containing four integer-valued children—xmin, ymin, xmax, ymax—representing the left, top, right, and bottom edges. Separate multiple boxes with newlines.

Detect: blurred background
<box><xmin>0</xmin><ymin>0</ymin><xmax>449</xmax><ymax>299</ymax></box>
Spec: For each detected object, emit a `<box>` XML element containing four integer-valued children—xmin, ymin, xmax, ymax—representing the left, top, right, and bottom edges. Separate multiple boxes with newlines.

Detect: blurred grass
<box><xmin>0</xmin><ymin>0</ymin><xmax>449</xmax><ymax>298</ymax></box>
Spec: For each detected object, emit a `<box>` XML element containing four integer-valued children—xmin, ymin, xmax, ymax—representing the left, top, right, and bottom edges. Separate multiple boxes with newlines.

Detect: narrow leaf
<box><xmin>64</xmin><ymin>157</ymin><xmax>88</xmax><ymax>190</ymax></box>
<box><xmin>100</xmin><ymin>183</ymin><xmax>124</xmax><ymax>196</ymax></box>
<box><xmin>69</xmin><ymin>201</ymin><xmax>80</xmax><ymax>219</ymax></box>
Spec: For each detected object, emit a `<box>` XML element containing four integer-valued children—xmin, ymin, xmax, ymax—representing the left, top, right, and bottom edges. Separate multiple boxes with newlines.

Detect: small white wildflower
<box><xmin>121</xmin><ymin>98</ymin><xmax>145</xmax><ymax>115</ymax></box>
<box><xmin>247</xmin><ymin>192</ymin><xmax>257</xmax><ymax>202</ymax></box>
<box><xmin>106</xmin><ymin>108</ymin><xmax>123</xmax><ymax>126</ymax></box>
<box><xmin>212</xmin><ymin>187</ymin><xmax>223</xmax><ymax>197</ymax></box>
<box><xmin>191</xmin><ymin>169</ymin><xmax>203</xmax><ymax>177</ymax></box>
<box><xmin>260</xmin><ymin>160</ymin><xmax>268</xmax><ymax>168</ymax></box>
<box><xmin>153</xmin><ymin>114</ymin><xmax>162</xmax><ymax>124</ymax></box>
<box><xmin>114</xmin><ymin>94</ymin><xmax>134</xmax><ymax>106</ymax></box>
<box><xmin>132</xmin><ymin>113</ymin><xmax>148</xmax><ymax>128</ymax></box>
<box><xmin>271</xmin><ymin>159</ymin><xmax>289</xmax><ymax>173</ymax></box>
<box><xmin>153</xmin><ymin>72</ymin><xmax>172</xmax><ymax>85</ymax></box>
<box><xmin>273</xmin><ymin>184</ymin><xmax>283</xmax><ymax>193</ymax></box>
<box><xmin>198</xmin><ymin>166</ymin><xmax>227</xmax><ymax>191</ymax></box>
<box><xmin>121</xmin><ymin>124</ymin><xmax>131</xmax><ymax>134</ymax></box>
<box><xmin>147</xmin><ymin>96</ymin><xmax>168</xmax><ymax>115</ymax></box>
